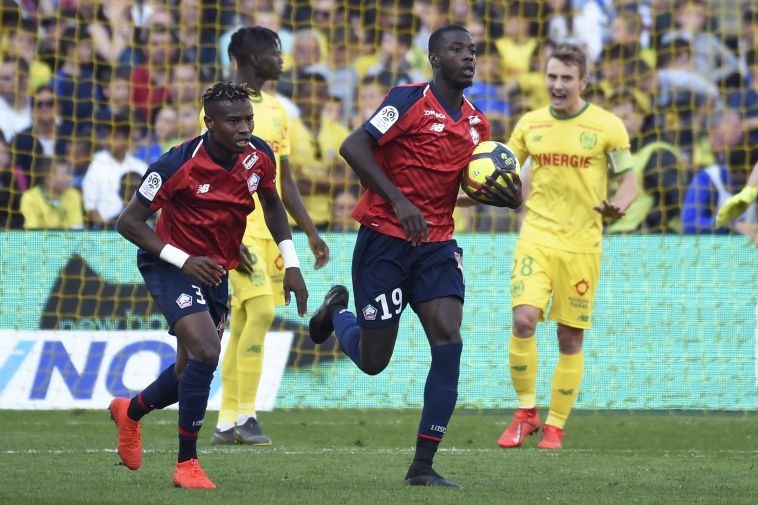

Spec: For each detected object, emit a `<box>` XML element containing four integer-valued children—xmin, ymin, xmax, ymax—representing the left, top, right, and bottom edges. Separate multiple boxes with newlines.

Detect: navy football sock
<box><xmin>127</xmin><ymin>363</ymin><xmax>179</xmax><ymax>421</ymax></box>
<box><xmin>333</xmin><ymin>308</ymin><xmax>362</xmax><ymax>367</ymax></box>
<box><xmin>415</xmin><ymin>343</ymin><xmax>462</xmax><ymax>458</ymax></box>
<box><xmin>177</xmin><ymin>359</ymin><xmax>216</xmax><ymax>462</ymax></box>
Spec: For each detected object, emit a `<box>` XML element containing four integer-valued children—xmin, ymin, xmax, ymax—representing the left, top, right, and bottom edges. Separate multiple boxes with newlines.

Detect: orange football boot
<box><xmin>537</xmin><ymin>424</ymin><xmax>565</xmax><ymax>449</ymax></box>
<box><xmin>497</xmin><ymin>408</ymin><xmax>541</xmax><ymax>448</ymax></box>
<box><xmin>108</xmin><ymin>397</ymin><xmax>142</xmax><ymax>470</ymax></box>
<box><xmin>173</xmin><ymin>459</ymin><xmax>217</xmax><ymax>489</ymax></box>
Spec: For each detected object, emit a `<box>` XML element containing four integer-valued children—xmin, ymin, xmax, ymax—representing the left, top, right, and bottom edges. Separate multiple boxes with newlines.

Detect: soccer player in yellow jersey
<box><xmin>199</xmin><ymin>27</ymin><xmax>329</xmax><ymax>445</ymax></box>
<box><xmin>497</xmin><ymin>43</ymin><xmax>638</xmax><ymax>450</ymax></box>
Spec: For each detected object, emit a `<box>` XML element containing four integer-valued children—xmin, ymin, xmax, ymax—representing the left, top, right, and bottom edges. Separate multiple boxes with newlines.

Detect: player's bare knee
<box><xmin>191</xmin><ymin>339</ymin><xmax>222</xmax><ymax>365</ymax></box>
<box><xmin>512</xmin><ymin>314</ymin><xmax>537</xmax><ymax>338</ymax></box>
<box><xmin>361</xmin><ymin>357</ymin><xmax>390</xmax><ymax>376</ymax></box>
<box><xmin>557</xmin><ymin>326</ymin><xmax>583</xmax><ymax>354</ymax></box>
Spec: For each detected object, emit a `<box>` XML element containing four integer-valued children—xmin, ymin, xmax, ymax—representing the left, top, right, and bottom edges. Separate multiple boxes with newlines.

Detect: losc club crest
<box><xmin>176</xmin><ymin>293</ymin><xmax>192</xmax><ymax>309</ymax></box>
<box><xmin>470</xmin><ymin>127</ymin><xmax>480</xmax><ymax>145</ymax></box>
<box><xmin>362</xmin><ymin>304</ymin><xmax>378</xmax><ymax>321</ymax></box>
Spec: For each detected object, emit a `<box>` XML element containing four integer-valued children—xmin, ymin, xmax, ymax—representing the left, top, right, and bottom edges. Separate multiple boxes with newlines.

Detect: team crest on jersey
<box><xmin>243</xmin><ymin>152</ymin><xmax>259</xmax><ymax>169</ymax></box>
<box><xmin>468</xmin><ymin>115</ymin><xmax>482</xmax><ymax>125</ymax></box>
<box><xmin>362</xmin><ymin>304</ymin><xmax>378</xmax><ymax>321</ymax></box>
<box><xmin>247</xmin><ymin>173</ymin><xmax>261</xmax><ymax>193</ymax></box>
<box><xmin>369</xmin><ymin>105</ymin><xmax>399</xmax><ymax>134</ymax></box>
<box><xmin>580</xmin><ymin>131</ymin><xmax>597</xmax><ymax>149</ymax></box>
<box><xmin>176</xmin><ymin>293</ymin><xmax>192</xmax><ymax>309</ymax></box>
<box><xmin>138</xmin><ymin>172</ymin><xmax>162</xmax><ymax>201</ymax></box>
<box><xmin>469</xmin><ymin>127</ymin><xmax>480</xmax><ymax>145</ymax></box>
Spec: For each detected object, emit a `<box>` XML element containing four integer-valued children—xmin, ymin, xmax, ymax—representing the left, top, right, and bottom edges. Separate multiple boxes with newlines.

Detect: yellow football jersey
<box><xmin>199</xmin><ymin>91</ymin><xmax>291</xmax><ymax>240</ymax></box>
<box><xmin>288</xmin><ymin>116</ymin><xmax>350</xmax><ymax>227</ymax></box>
<box><xmin>508</xmin><ymin>102</ymin><xmax>631</xmax><ymax>253</ymax></box>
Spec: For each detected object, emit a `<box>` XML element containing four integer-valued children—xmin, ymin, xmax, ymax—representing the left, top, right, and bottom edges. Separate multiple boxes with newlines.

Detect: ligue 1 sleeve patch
<box><xmin>369</xmin><ymin>105</ymin><xmax>399</xmax><ymax>134</ymax></box>
<box><xmin>138</xmin><ymin>172</ymin><xmax>162</xmax><ymax>201</ymax></box>
<box><xmin>247</xmin><ymin>173</ymin><xmax>261</xmax><ymax>193</ymax></box>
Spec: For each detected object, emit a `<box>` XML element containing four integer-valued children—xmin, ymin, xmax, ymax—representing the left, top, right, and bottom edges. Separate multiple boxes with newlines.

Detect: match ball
<box><xmin>461</xmin><ymin>140</ymin><xmax>520</xmax><ymax>205</ymax></box>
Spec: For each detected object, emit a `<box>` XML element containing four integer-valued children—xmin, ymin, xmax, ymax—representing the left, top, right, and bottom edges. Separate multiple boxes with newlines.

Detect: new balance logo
<box><xmin>557</xmin><ymin>389</ymin><xmax>574</xmax><ymax>395</ymax></box>
<box><xmin>429</xmin><ymin>122</ymin><xmax>445</xmax><ymax>133</ymax></box>
<box><xmin>196</xmin><ymin>184</ymin><xmax>210</xmax><ymax>194</ymax></box>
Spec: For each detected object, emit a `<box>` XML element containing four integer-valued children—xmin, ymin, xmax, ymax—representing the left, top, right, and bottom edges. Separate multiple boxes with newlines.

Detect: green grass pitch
<box><xmin>0</xmin><ymin>409</ymin><xmax>755</xmax><ymax>505</ymax></box>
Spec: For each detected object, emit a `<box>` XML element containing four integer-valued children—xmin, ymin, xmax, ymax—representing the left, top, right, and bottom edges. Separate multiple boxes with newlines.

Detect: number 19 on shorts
<box><xmin>375</xmin><ymin>288</ymin><xmax>403</xmax><ymax>321</ymax></box>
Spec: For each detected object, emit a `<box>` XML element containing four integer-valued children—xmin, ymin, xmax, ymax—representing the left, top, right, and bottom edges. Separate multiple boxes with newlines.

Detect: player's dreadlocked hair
<box><xmin>201</xmin><ymin>82</ymin><xmax>253</xmax><ymax>106</ymax></box>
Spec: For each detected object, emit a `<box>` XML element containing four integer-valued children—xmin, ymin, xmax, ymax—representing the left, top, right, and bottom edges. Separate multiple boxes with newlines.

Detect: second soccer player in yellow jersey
<box><xmin>497</xmin><ymin>43</ymin><xmax>638</xmax><ymax>449</ymax></box>
<box><xmin>199</xmin><ymin>27</ymin><xmax>329</xmax><ymax>445</ymax></box>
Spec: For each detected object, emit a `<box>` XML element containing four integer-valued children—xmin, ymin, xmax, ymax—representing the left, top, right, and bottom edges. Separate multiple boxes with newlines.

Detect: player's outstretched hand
<box><xmin>308</xmin><ymin>234</ymin><xmax>330</xmax><ymax>270</ymax></box>
<box><xmin>392</xmin><ymin>197</ymin><xmax>429</xmax><ymax>247</ymax></box>
<box><xmin>183</xmin><ymin>256</ymin><xmax>226</xmax><ymax>286</ymax></box>
<box><xmin>482</xmin><ymin>171</ymin><xmax>523</xmax><ymax>209</ymax></box>
<box><xmin>236</xmin><ymin>244</ymin><xmax>256</xmax><ymax>275</ymax></box>
<box><xmin>283</xmin><ymin>268</ymin><xmax>308</xmax><ymax>316</ymax></box>
<box><xmin>593</xmin><ymin>199</ymin><xmax>626</xmax><ymax>221</ymax></box>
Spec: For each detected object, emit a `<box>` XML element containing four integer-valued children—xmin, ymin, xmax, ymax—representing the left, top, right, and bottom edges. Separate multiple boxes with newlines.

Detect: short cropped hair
<box><xmin>550</xmin><ymin>43</ymin><xmax>588</xmax><ymax>78</ymax></box>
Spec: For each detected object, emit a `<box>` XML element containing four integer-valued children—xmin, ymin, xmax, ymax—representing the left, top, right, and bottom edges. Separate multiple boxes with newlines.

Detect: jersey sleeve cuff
<box><xmin>362</xmin><ymin>122</ymin><xmax>383</xmax><ymax>141</ymax></box>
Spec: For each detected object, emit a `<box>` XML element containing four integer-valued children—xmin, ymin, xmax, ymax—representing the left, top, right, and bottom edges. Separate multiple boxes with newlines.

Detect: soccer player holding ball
<box><xmin>309</xmin><ymin>25</ymin><xmax>521</xmax><ymax>488</ymax></box>
<box><xmin>110</xmin><ymin>83</ymin><xmax>308</xmax><ymax>489</ymax></box>
<box><xmin>497</xmin><ymin>43</ymin><xmax>637</xmax><ymax>450</ymax></box>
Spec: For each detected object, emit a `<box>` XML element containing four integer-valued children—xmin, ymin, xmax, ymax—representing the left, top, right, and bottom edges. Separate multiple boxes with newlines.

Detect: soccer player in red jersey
<box><xmin>309</xmin><ymin>25</ymin><xmax>522</xmax><ymax>487</ymax></box>
<box><xmin>109</xmin><ymin>82</ymin><xmax>308</xmax><ymax>489</ymax></box>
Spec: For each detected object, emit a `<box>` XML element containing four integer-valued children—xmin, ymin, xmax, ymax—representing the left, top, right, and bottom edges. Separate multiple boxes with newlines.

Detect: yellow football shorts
<box><xmin>509</xmin><ymin>239</ymin><xmax>601</xmax><ymax>329</ymax></box>
<box><xmin>229</xmin><ymin>237</ymin><xmax>286</xmax><ymax>307</ymax></box>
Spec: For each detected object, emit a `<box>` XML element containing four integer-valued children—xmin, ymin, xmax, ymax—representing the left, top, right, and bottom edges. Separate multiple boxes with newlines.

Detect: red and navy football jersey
<box><xmin>353</xmin><ymin>82</ymin><xmax>490</xmax><ymax>242</ymax></box>
<box><xmin>136</xmin><ymin>133</ymin><xmax>276</xmax><ymax>271</ymax></box>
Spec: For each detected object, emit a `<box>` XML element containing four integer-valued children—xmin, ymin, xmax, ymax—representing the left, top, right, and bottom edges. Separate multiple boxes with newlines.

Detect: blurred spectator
<box><xmin>610</xmin><ymin>10</ymin><xmax>656</xmax><ymax>69</ymax></box>
<box><xmin>96</xmin><ymin>67</ymin><xmax>132</xmax><ymax>133</ymax></box>
<box><xmin>467</xmin><ymin>41</ymin><xmax>510</xmax><ymax>117</ymax></box>
<box><xmin>411</xmin><ymin>0</ymin><xmax>451</xmax><ymax>73</ymax></box>
<box><xmin>681</xmin><ymin>110</ymin><xmax>745</xmax><ymax>233</ymax></box>
<box><xmin>82</xmin><ymin>115</ymin><xmax>147</xmax><ymax>228</ymax></box>
<box><xmin>86</xmin><ymin>3</ymin><xmax>133</xmax><ymax>67</ymax></box>
<box><xmin>277</xmin><ymin>29</ymin><xmax>330</xmax><ymax>98</ymax></box>
<box><xmin>119</xmin><ymin>170</ymin><xmax>143</xmax><ymax>208</ymax></box>
<box><xmin>289</xmin><ymin>72</ymin><xmax>350</xmax><ymax>229</ymax></box>
<box><xmin>129</xmin><ymin>11</ymin><xmax>177</xmax><ymax>121</ymax></box>
<box><xmin>682</xmin><ymin>146</ymin><xmax>756</xmax><ymax>234</ymax></box>
<box><xmin>365</xmin><ymin>26</ymin><xmax>424</xmax><ymax>88</ymax></box>
<box><xmin>495</xmin><ymin>2</ymin><xmax>539</xmax><ymax>80</ymax></box>
<box><xmin>0</xmin><ymin>55</ymin><xmax>32</xmax><ymax>141</ymax></box>
<box><xmin>134</xmin><ymin>106</ymin><xmax>180</xmax><ymax>164</ymax></box>
<box><xmin>37</xmin><ymin>15</ymin><xmax>74</xmax><ymax>73</ymax></box>
<box><xmin>9</xmin><ymin>86</ymin><xmax>68</xmax><ymax>180</ymax></box>
<box><xmin>728</xmin><ymin>49</ymin><xmax>758</xmax><ymax>134</ymax></box>
<box><xmin>168</xmin><ymin>62</ymin><xmax>201</xmax><ymax>108</ymax></box>
<box><xmin>572</xmin><ymin>0</ymin><xmax>612</xmax><ymax>61</ymax></box>
<box><xmin>20</xmin><ymin>156</ymin><xmax>83</xmax><ymax>230</ymax></box>
<box><xmin>0</xmin><ymin>131</ymin><xmax>26</xmax><ymax>229</ymax></box>
<box><xmin>353</xmin><ymin>76</ymin><xmax>387</xmax><ymax>129</ymax></box>
<box><xmin>51</xmin><ymin>26</ymin><xmax>100</xmax><ymax>138</ymax></box>
<box><xmin>330</xmin><ymin>189</ymin><xmax>359</xmax><ymax>231</ymax></box>
<box><xmin>607</xmin><ymin>90</ymin><xmax>684</xmax><ymax>233</ymax></box>
<box><xmin>327</xmin><ymin>26</ymin><xmax>360</xmax><ymax>122</ymax></box>
<box><xmin>661</xmin><ymin>0</ymin><xmax>739</xmax><ymax>85</ymax></box>
<box><xmin>176</xmin><ymin>103</ymin><xmax>200</xmax><ymax>140</ymax></box>
<box><xmin>656</xmin><ymin>37</ymin><xmax>720</xmax><ymax>109</ymax></box>
<box><xmin>598</xmin><ymin>42</ymin><xmax>652</xmax><ymax>112</ymax></box>
<box><xmin>583</xmin><ymin>83</ymin><xmax>608</xmax><ymax>108</ymax></box>
<box><xmin>739</xmin><ymin>7</ymin><xmax>758</xmax><ymax>73</ymax></box>
<box><xmin>2</xmin><ymin>18</ymin><xmax>52</xmax><ymax>92</ymax></box>
<box><xmin>516</xmin><ymin>38</ymin><xmax>554</xmax><ymax>111</ymax></box>
<box><xmin>173</xmin><ymin>0</ymin><xmax>218</xmax><ymax>82</ymax></box>
<box><xmin>65</xmin><ymin>137</ymin><xmax>92</xmax><ymax>190</ymax></box>
<box><xmin>540</xmin><ymin>0</ymin><xmax>573</xmax><ymax>43</ymax></box>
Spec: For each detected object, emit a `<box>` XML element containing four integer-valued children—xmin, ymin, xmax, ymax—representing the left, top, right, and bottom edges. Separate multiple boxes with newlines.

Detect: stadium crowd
<box><xmin>0</xmin><ymin>0</ymin><xmax>756</xmax><ymax>236</ymax></box>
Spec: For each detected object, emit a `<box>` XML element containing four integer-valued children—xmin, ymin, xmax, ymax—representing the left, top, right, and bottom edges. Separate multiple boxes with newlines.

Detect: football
<box><xmin>461</xmin><ymin>140</ymin><xmax>521</xmax><ymax>205</ymax></box>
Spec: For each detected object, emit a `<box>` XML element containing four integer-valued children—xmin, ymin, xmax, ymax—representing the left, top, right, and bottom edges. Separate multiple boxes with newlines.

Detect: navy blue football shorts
<box><xmin>137</xmin><ymin>249</ymin><xmax>229</xmax><ymax>336</ymax></box>
<box><xmin>351</xmin><ymin>226</ymin><xmax>465</xmax><ymax>329</ymax></box>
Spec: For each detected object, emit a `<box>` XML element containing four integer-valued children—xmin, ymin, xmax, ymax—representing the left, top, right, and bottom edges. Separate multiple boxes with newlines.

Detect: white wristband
<box><xmin>159</xmin><ymin>244</ymin><xmax>190</xmax><ymax>269</ymax></box>
<box><xmin>278</xmin><ymin>239</ymin><xmax>300</xmax><ymax>269</ymax></box>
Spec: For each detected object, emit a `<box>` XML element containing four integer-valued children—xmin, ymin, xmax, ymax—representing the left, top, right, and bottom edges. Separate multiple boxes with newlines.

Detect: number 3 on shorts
<box><xmin>375</xmin><ymin>288</ymin><xmax>403</xmax><ymax>320</ymax></box>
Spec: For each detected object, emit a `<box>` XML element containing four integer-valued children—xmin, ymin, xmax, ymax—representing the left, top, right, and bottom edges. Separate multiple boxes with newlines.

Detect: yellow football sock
<box><xmin>546</xmin><ymin>352</ymin><xmax>584</xmax><ymax>429</ymax></box>
<box><xmin>218</xmin><ymin>301</ymin><xmax>245</xmax><ymax>428</ymax></box>
<box><xmin>509</xmin><ymin>334</ymin><xmax>537</xmax><ymax>409</ymax></box>
<box><xmin>236</xmin><ymin>295</ymin><xmax>275</xmax><ymax>419</ymax></box>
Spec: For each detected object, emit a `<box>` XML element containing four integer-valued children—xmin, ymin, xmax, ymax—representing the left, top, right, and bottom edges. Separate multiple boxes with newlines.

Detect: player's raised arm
<box><xmin>258</xmin><ymin>186</ymin><xmax>308</xmax><ymax>316</ymax></box>
<box><xmin>340</xmin><ymin>128</ymin><xmax>429</xmax><ymax>246</ymax></box>
<box><xmin>116</xmin><ymin>196</ymin><xmax>226</xmax><ymax>287</ymax></box>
